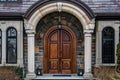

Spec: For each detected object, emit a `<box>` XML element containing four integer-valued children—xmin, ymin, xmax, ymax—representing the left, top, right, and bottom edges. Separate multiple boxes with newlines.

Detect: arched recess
<box><xmin>34</xmin><ymin>12</ymin><xmax>84</xmax><ymax>74</ymax></box>
<box><xmin>44</xmin><ymin>26</ymin><xmax>76</xmax><ymax>74</ymax></box>
<box><xmin>24</xmin><ymin>0</ymin><xmax>95</xmax><ymax>30</ymax></box>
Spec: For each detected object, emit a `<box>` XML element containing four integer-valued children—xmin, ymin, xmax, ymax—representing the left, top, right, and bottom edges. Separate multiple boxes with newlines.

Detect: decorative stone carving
<box><xmin>57</xmin><ymin>2</ymin><xmax>62</xmax><ymax>12</ymax></box>
<box><xmin>88</xmin><ymin>23</ymin><xmax>95</xmax><ymax>30</ymax></box>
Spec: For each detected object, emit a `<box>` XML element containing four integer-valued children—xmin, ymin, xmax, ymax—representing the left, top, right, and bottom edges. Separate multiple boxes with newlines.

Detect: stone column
<box><xmin>26</xmin><ymin>30</ymin><xmax>36</xmax><ymax>79</ymax></box>
<box><xmin>83</xmin><ymin>30</ymin><xmax>93</xmax><ymax>79</ymax></box>
<box><xmin>2</xmin><ymin>23</ymin><xmax>6</xmax><ymax>65</ymax></box>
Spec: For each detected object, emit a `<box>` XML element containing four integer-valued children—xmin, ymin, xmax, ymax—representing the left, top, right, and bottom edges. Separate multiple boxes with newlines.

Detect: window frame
<box><xmin>6</xmin><ymin>27</ymin><xmax>17</xmax><ymax>64</ymax></box>
<box><xmin>102</xmin><ymin>27</ymin><xmax>115</xmax><ymax>64</ymax></box>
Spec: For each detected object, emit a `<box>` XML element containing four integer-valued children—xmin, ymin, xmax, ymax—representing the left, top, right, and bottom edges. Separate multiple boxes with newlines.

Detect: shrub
<box><xmin>117</xmin><ymin>42</ymin><xmax>120</xmax><ymax>69</ymax></box>
<box><xmin>0</xmin><ymin>66</ymin><xmax>23</xmax><ymax>80</ymax></box>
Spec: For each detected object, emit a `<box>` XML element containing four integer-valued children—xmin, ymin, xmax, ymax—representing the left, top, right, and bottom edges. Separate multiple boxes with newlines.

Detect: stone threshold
<box><xmin>30</xmin><ymin>74</ymin><xmax>96</xmax><ymax>80</ymax></box>
<box><xmin>35</xmin><ymin>75</ymin><xmax>84</xmax><ymax>80</ymax></box>
<box><xmin>25</xmin><ymin>74</ymin><xmax>96</xmax><ymax>80</ymax></box>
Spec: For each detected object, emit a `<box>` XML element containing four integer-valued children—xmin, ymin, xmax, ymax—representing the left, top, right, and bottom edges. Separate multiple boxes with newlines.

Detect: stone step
<box><xmin>34</xmin><ymin>76</ymin><xmax>94</xmax><ymax>80</ymax></box>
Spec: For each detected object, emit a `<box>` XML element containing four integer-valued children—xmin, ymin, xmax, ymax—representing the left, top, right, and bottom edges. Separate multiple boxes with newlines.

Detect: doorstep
<box><xmin>33</xmin><ymin>75</ymin><xmax>96</xmax><ymax>80</ymax></box>
<box><xmin>35</xmin><ymin>75</ymin><xmax>84</xmax><ymax>80</ymax></box>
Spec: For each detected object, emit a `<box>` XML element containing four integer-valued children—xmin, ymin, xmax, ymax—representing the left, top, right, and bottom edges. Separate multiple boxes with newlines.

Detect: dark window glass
<box><xmin>6</xmin><ymin>27</ymin><xmax>17</xmax><ymax>64</ymax></box>
<box><xmin>102</xmin><ymin>27</ymin><xmax>115</xmax><ymax>63</ymax></box>
<box><xmin>0</xmin><ymin>30</ymin><xmax>2</xmax><ymax>64</ymax></box>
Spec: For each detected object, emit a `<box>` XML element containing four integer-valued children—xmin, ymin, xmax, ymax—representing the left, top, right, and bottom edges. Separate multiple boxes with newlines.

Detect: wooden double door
<box><xmin>44</xmin><ymin>26</ymin><xmax>76</xmax><ymax>74</ymax></box>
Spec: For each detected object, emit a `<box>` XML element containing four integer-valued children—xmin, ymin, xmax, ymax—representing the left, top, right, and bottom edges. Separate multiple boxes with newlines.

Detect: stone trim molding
<box><xmin>24</xmin><ymin>1</ymin><xmax>95</xmax><ymax>30</ymax></box>
<box><xmin>24</xmin><ymin>0</ymin><xmax>94</xmax><ymax>20</ymax></box>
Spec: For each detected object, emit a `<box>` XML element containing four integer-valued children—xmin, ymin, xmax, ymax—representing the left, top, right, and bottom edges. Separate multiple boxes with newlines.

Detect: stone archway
<box><xmin>24</xmin><ymin>1</ymin><xmax>94</xmax><ymax>30</ymax></box>
<box><xmin>24</xmin><ymin>1</ymin><xmax>95</xmax><ymax>79</ymax></box>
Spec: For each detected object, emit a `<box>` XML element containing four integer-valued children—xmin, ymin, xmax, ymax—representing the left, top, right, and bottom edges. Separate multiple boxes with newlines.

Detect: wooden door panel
<box><xmin>62</xmin><ymin>30</ymin><xmax>71</xmax><ymax>41</ymax></box>
<box><xmin>62</xmin><ymin>59</ymin><xmax>71</xmax><ymax>69</ymax></box>
<box><xmin>50</xmin><ymin>30</ymin><xmax>58</xmax><ymax>41</ymax></box>
<box><xmin>49</xmin><ymin>44</ymin><xmax>58</xmax><ymax>59</ymax></box>
<box><xmin>61</xmin><ymin>29</ymin><xmax>72</xmax><ymax>74</ymax></box>
<box><xmin>48</xmin><ymin>30</ymin><xmax>59</xmax><ymax>73</ymax></box>
<box><xmin>62</xmin><ymin>59</ymin><xmax>71</xmax><ymax>74</ymax></box>
<box><xmin>48</xmin><ymin>43</ymin><xmax>59</xmax><ymax>73</ymax></box>
<box><xmin>62</xmin><ymin>43</ymin><xmax>71</xmax><ymax>59</ymax></box>
<box><xmin>49</xmin><ymin>60</ymin><xmax>59</xmax><ymax>73</ymax></box>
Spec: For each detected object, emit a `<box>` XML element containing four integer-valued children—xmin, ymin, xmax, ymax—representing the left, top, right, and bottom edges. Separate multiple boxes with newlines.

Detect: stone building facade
<box><xmin>0</xmin><ymin>0</ymin><xmax>120</xmax><ymax>79</ymax></box>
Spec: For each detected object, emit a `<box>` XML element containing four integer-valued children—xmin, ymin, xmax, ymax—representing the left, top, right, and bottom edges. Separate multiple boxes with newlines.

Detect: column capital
<box><xmin>84</xmin><ymin>30</ymin><xmax>93</xmax><ymax>37</ymax></box>
<box><xmin>24</xmin><ymin>22</ymin><xmax>35</xmax><ymax>34</ymax></box>
<box><xmin>88</xmin><ymin>21</ymin><xmax>95</xmax><ymax>30</ymax></box>
<box><xmin>24</xmin><ymin>22</ymin><xmax>34</xmax><ymax>30</ymax></box>
<box><xmin>26</xmin><ymin>29</ymin><xmax>35</xmax><ymax>35</ymax></box>
<box><xmin>84</xmin><ymin>22</ymin><xmax>95</xmax><ymax>34</ymax></box>
<box><xmin>84</xmin><ymin>30</ymin><xmax>93</xmax><ymax>34</ymax></box>
<box><xmin>87</xmin><ymin>22</ymin><xmax>95</xmax><ymax>30</ymax></box>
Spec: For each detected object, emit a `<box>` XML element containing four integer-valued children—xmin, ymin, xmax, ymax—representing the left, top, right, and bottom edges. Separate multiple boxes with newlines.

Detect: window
<box><xmin>6</xmin><ymin>27</ymin><xmax>17</xmax><ymax>64</ymax></box>
<box><xmin>0</xmin><ymin>30</ymin><xmax>1</xmax><ymax>64</ymax></box>
<box><xmin>102</xmin><ymin>27</ymin><xmax>115</xmax><ymax>63</ymax></box>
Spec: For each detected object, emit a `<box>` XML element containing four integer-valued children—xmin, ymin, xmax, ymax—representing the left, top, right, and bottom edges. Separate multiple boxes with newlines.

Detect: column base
<box><xmin>83</xmin><ymin>72</ymin><xmax>93</xmax><ymax>79</ymax></box>
<box><xmin>95</xmin><ymin>64</ymin><xmax>101</xmax><ymax>67</ymax></box>
<box><xmin>26</xmin><ymin>72</ymin><xmax>36</xmax><ymax>79</ymax></box>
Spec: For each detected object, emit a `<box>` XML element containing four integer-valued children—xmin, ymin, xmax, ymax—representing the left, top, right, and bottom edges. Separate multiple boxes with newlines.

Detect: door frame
<box><xmin>44</xmin><ymin>26</ymin><xmax>76</xmax><ymax>74</ymax></box>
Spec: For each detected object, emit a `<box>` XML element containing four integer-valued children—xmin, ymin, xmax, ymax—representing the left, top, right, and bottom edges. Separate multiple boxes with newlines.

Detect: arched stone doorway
<box><xmin>35</xmin><ymin>12</ymin><xmax>83</xmax><ymax>74</ymax></box>
<box><xmin>24</xmin><ymin>1</ymin><xmax>95</xmax><ymax>79</ymax></box>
